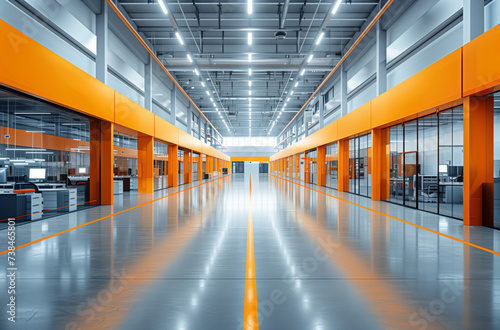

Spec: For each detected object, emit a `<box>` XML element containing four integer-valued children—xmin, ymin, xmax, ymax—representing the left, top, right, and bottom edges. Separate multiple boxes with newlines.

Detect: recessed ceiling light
<box><xmin>201</xmin><ymin>82</ymin><xmax>205</xmax><ymax>87</ymax></box>
<box><xmin>300</xmin><ymin>69</ymin><xmax>305</xmax><ymax>76</ymax></box>
<box><xmin>316</xmin><ymin>31</ymin><xmax>325</xmax><ymax>45</ymax></box>
<box><xmin>332</xmin><ymin>0</ymin><xmax>342</xmax><ymax>15</ymax></box>
<box><xmin>248</xmin><ymin>32</ymin><xmax>252</xmax><ymax>45</ymax></box>
<box><xmin>248</xmin><ymin>68</ymin><xmax>252</xmax><ymax>75</ymax></box>
<box><xmin>194</xmin><ymin>68</ymin><xmax>199</xmax><ymax>75</ymax></box>
<box><xmin>175</xmin><ymin>32</ymin><xmax>184</xmax><ymax>45</ymax></box>
<box><xmin>307</xmin><ymin>54</ymin><xmax>313</xmax><ymax>63</ymax></box>
<box><xmin>295</xmin><ymin>81</ymin><xmax>299</xmax><ymax>87</ymax></box>
<box><xmin>158</xmin><ymin>0</ymin><xmax>168</xmax><ymax>14</ymax></box>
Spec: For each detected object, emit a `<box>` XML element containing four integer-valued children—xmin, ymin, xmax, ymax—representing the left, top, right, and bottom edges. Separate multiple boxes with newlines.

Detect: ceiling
<box><xmin>118</xmin><ymin>0</ymin><xmax>380</xmax><ymax>137</ymax></box>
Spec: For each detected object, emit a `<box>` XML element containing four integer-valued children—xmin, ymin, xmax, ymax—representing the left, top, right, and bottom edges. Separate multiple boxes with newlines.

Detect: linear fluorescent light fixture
<box><xmin>300</xmin><ymin>69</ymin><xmax>305</xmax><ymax>76</ymax></box>
<box><xmin>248</xmin><ymin>0</ymin><xmax>253</xmax><ymax>14</ymax></box>
<box><xmin>213</xmin><ymin>103</ymin><xmax>217</xmax><ymax>107</ymax></box>
<box><xmin>316</xmin><ymin>31</ymin><xmax>325</xmax><ymax>45</ymax></box>
<box><xmin>175</xmin><ymin>32</ymin><xmax>184</xmax><ymax>45</ymax></box>
<box><xmin>248</xmin><ymin>53</ymin><xmax>252</xmax><ymax>62</ymax></box>
<box><xmin>332</xmin><ymin>0</ymin><xmax>342</xmax><ymax>15</ymax></box>
<box><xmin>158</xmin><ymin>0</ymin><xmax>168</xmax><ymax>14</ymax></box>
<box><xmin>307</xmin><ymin>54</ymin><xmax>314</xmax><ymax>63</ymax></box>
<box><xmin>206</xmin><ymin>91</ymin><xmax>210</xmax><ymax>95</ymax></box>
<box><xmin>194</xmin><ymin>68</ymin><xmax>199</xmax><ymax>76</ymax></box>
<box><xmin>291</xmin><ymin>91</ymin><xmax>294</xmax><ymax>95</ymax></box>
<box><xmin>201</xmin><ymin>81</ymin><xmax>205</xmax><ymax>87</ymax></box>
<box><xmin>249</xmin><ymin>81</ymin><xmax>252</xmax><ymax>87</ymax></box>
<box><xmin>210</xmin><ymin>98</ymin><xmax>214</xmax><ymax>102</ymax></box>
<box><xmin>295</xmin><ymin>81</ymin><xmax>299</xmax><ymax>87</ymax></box>
<box><xmin>248</xmin><ymin>68</ymin><xmax>252</xmax><ymax>75</ymax></box>
<box><xmin>187</xmin><ymin>54</ymin><xmax>193</xmax><ymax>62</ymax></box>
<box><xmin>249</xmin><ymin>91</ymin><xmax>252</xmax><ymax>96</ymax></box>
<box><xmin>6</xmin><ymin>148</ymin><xmax>47</xmax><ymax>152</ymax></box>
<box><xmin>248</xmin><ymin>32</ymin><xmax>252</xmax><ymax>45</ymax></box>
<box><xmin>14</xmin><ymin>112</ymin><xmax>51</xmax><ymax>115</ymax></box>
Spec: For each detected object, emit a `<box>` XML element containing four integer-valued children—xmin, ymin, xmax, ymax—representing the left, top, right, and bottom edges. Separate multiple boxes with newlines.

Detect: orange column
<box><xmin>371</xmin><ymin>128</ymin><xmax>388</xmax><ymax>200</ymax></box>
<box><xmin>168</xmin><ymin>145</ymin><xmax>178</xmax><ymax>187</ymax></box>
<box><xmin>89</xmin><ymin>120</ymin><xmax>113</xmax><ymax>205</ymax></box>
<box><xmin>338</xmin><ymin>139</ymin><xmax>349</xmax><ymax>192</ymax></box>
<box><xmin>295</xmin><ymin>155</ymin><xmax>299</xmax><ymax>180</ymax></box>
<box><xmin>304</xmin><ymin>154</ymin><xmax>310</xmax><ymax>184</ymax></box>
<box><xmin>138</xmin><ymin>133</ymin><xmax>154</xmax><ymax>193</ymax></box>
<box><xmin>463</xmin><ymin>96</ymin><xmax>494</xmax><ymax>226</ymax></box>
<box><xmin>317</xmin><ymin>146</ymin><xmax>326</xmax><ymax>186</ymax></box>
<box><xmin>101</xmin><ymin>121</ymin><xmax>114</xmax><ymax>204</ymax></box>
<box><xmin>184</xmin><ymin>151</ymin><xmax>192</xmax><ymax>184</ymax></box>
<box><xmin>198</xmin><ymin>155</ymin><xmax>203</xmax><ymax>182</ymax></box>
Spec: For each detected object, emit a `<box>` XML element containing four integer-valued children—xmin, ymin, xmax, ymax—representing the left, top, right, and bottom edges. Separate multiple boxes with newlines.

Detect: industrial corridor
<box><xmin>1</xmin><ymin>173</ymin><xmax>499</xmax><ymax>329</ymax></box>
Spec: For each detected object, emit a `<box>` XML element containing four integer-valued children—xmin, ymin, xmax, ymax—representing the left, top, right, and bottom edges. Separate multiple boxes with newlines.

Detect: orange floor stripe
<box><xmin>243</xmin><ymin>174</ymin><xmax>259</xmax><ymax>330</ymax></box>
<box><xmin>0</xmin><ymin>175</ymin><xmax>231</xmax><ymax>256</ymax></box>
<box><xmin>271</xmin><ymin>174</ymin><xmax>500</xmax><ymax>257</ymax></box>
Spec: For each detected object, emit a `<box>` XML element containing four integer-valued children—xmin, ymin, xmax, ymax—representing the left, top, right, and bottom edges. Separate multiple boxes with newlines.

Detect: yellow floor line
<box><xmin>243</xmin><ymin>174</ymin><xmax>259</xmax><ymax>329</ymax></box>
<box><xmin>271</xmin><ymin>174</ymin><xmax>500</xmax><ymax>257</ymax></box>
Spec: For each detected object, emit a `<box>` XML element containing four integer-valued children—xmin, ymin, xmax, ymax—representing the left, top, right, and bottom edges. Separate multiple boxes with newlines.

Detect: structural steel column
<box><xmin>168</xmin><ymin>145</ymin><xmax>179</xmax><ymax>187</ymax></box>
<box><xmin>96</xmin><ymin>0</ymin><xmax>108</xmax><ymax>84</ymax></box>
<box><xmin>463</xmin><ymin>96</ymin><xmax>494</xmax><ymax>226</ymax></box>
<box><xmin>338</xmin><ymin>139</ymin><xmax>349</xmax><ymax>192</ymax></box>
<box><xmin>170</xmin><ymin>86</ymin><xmax>177</xmax><ymax>125</ymax></box>
<box><xmin>317</xmin><ymin>145</ymin><xmax>326</xmax><ymax>187</ymax></box>
<box><xmin>145</xmin><ymin>56</ymin><xmax>153</xmax><ymax>111</ymax></box>
<box><xmin>340</xmin><ymin>64</ymin><xmax>348</xmax><ymax>117</ymax></box>
<box><xmin>138</xmin><ymin>133</ymin><xmax>154</xmax><ymax>193</ymax></box>
<box><xmin>463</xmin><ymin>0</ymin><xmax>484</xmax><ymax>43</ymax></box>
<box><xmin>376</xmin><ymin>19</ymin><xmax>387</xmax><ymax>96</ymax></box>
<box><xmin>371</xmin><ymin>128</ymin><xmax>388</xmax><ymax>200</ymax></box>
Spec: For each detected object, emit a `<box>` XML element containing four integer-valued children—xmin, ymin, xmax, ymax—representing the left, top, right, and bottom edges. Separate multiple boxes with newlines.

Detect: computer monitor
<box><xmin>439</xmin><ymin>164</ymin><xmax>448</xmax><ymax>173</ymax></box>
<box><xmin>0</xmin><ymin>167</ymin><xmax>7</xmax><ymax>183</ymax></box>
<box><xmin>78</xmin><ymin>167</ymin><xmax>87</xmax><ymax>174</ymax></box>
<box><xmin>447</xmin><ymin>165</ymin><xmax>463</xmax><ymax>178</ymax></box>
<box><xmin>29</xmin><ymin>168</ymin><xmax>46</xmax><ymax>180</ymax></box>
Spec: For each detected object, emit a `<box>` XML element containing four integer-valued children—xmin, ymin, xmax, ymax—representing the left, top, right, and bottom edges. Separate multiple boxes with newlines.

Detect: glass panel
<box><xmin>494</xmin><ymin>92</ymin><xmax>500</xmax><ymax>228</ymax></box>
<box><xmin>404</xmin><ymin>121</ymin><xmax>418</xmax><ymax>208</ymax></box>
<box><xmin>153</xmin><ymin>140</ymin><xmax>169</xmax><ymax>190</ymax></box>
<box><xmin>388</xmin><ymin>125</ymin><xmax>404</xmax><ymax>204</ymax></box>
<box><xmin>418</xmin><ymin>114</ymin><xmax>439</xmax><ymax>213</ymax></box>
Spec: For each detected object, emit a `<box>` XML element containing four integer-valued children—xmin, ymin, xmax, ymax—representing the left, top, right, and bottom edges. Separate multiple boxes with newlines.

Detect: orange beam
<box><xmin>138</xmin><ymin>133</ymin><xmax>154</xmax><ymax>193</ymax></box>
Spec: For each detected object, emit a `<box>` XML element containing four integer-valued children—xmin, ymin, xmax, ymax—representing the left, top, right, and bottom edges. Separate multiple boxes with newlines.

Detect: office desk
<box><xmin>39</xmin><ymin>189</ymin><xmax>77</xmax><ymax>212</ymax></box>
<box><xmin>36</xmin><ymin>183</ymin><xmax>65</xmax><ymax>190</ymax></box>
<box><xmin>439</xmin><ymin>182</ymin><xmax>463</xmax><ymax>203</ymax></box>
<box><xmin>0</xmin><ymin>193</ymin><xmax>42</xmax><ymax>220</ymax></box>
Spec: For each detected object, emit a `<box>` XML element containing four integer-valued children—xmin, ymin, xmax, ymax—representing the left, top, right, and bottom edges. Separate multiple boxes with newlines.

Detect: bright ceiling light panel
<box><xmin>158</xmin><ymin>0</ymin><xmax>168</xmax><ymax>14</ymax></box>
<box><xmin>316</xmin><ymin>31</ymin><xmax>325</xmax><ymax>45</ymax></box>
<box><xmin>249</xmin><ymin>81</ymin><xmax>252</xmax><ymax>87</ymax></box>
<box><xmin>201</xmin><ymin>82</ymin><xmax>205</xmax><ymax>87</ymax></box>
<box><xmin>248</xmin><ymin>68</ymin><xmax>252</xmax><ymax>75</ymax></box>
<box><xmin>295</xmin><ymin>81</ymin><xmax>299</xmax><ymax>87</ymax></box>
<box><xmin>300</xmin><ymin>69</ymin><xmax>305</xmax><ymax>76</ymax></box>
<box><xmin>194</xmin><ymin>68</ymin><xmax>199</xmax><ymax>75</ymax></box>
<box><xmin>248</xmin><ymin>32</ymin><xmax>252</xmax><ymax>45</ymax></box>
<box><xmin>187</xmin><ymin>54</ymin><xmax>193</xmax><ymax>62</ymax></box>
<box><xmin>248</xmin><ymin>53</ymin><xmax>252</xmax><ymax>62</ymax></box>
<box><xmin>332</xmin><ymin>0</ymin><xmax>342</xmax><ymax>15</ymax></box>
<box><xmin>248</xmin><ymin>0</ymin><xmax>253</xmax><ymax>14</ymax></box>
<box><xmin>307</xmin><ymin>54</ymin><xmax>314</xmax><ymax>63</ymax></box>
<box><xmin>175</xmin><ymin>32</ymin><xmax>184</xmax><ymax>45</ymax></box>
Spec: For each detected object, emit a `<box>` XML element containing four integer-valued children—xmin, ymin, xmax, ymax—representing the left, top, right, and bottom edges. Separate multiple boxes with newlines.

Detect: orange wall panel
<box><xmin>371</xmin><ymin>49</ymin><xmax>462</xmax><ymax>128</ymax></box>
<box><xmin>154</xmin><ymin>116</ymin><xmax>179</xmax><ymax>145</ymax></box>
<box><xmin>0</xmin><ymin>20</ymin><xmax>114</xmax><ymax>122</ymax></box>
<box><xmin>231</xmin><ymin>157</ymin><xmax>270</xmax><ymax>162</ymax></box>
<box><xmin>114</xmin><ymin>92</ymin><xmax>155</xmax><ymax>136</ymax></box>
<box><xmin>463</xmin><ymin>24</ymin><xmax>500</xmax><ymax>96</ymax></box>
<box><xmin>338</xmin><ymin>102</ymin><xmax>371</xmax><ymax>139</ymax></box>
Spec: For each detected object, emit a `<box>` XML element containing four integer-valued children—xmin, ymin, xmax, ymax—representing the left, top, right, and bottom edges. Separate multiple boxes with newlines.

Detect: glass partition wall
<box><xmin>192</xmin><ymin>152</ymin><xmax>199</xmax><ymax>182</ymax></box>
<box><xmin>348</xmin><ymin>134</ymin><xmax>371</xmax><ymax>197</ymax></box>
<box><xmin>326</xmin><ymin>142</ymin><xmax>338</xmax><ymax>189</ymax></box>
<box><xmin>113</xmin><ymin>131</ymin><xmax>138</xmax><ymax>192</ymax></box>
<box><xmin>0</xmin><ymin>86</ymin><xmax>95</xmax><ymax>224</ymax></box>
<box><xmin>305</xmin><ymin>149</ymin><xmax>317</xmax><ymax>185</ymax></box>
<box><xmin>154</xmin><ymin>140</ymin><xmax>169</xmax><ymax>191</ymax></box>
<box><xmin>385</xmin><ymin>106</ymin><xmax>463</xmax><ymax>220</ymax></box>
<box><xmin>493</xmin><ymin>92</ymin><xmax>500</xmax><ymax>228</ymax></box>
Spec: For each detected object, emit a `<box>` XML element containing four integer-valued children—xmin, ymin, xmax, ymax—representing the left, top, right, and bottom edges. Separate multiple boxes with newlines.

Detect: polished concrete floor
<box><xmin>1</xmin><ymin>173</ymin><xmax>500</xmax><ymax>329</ymax></box>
